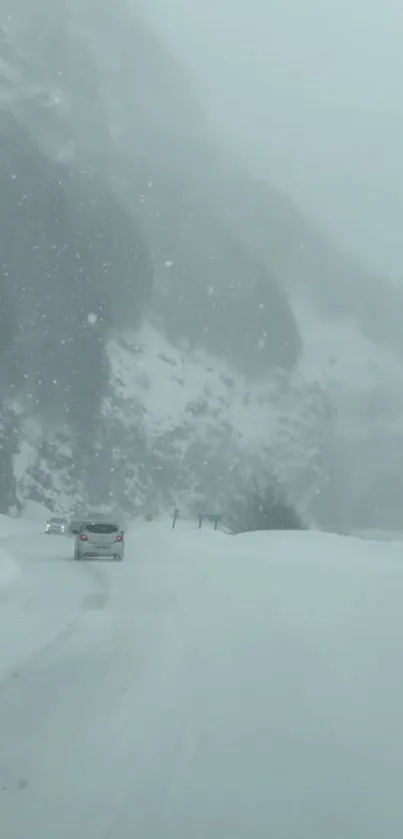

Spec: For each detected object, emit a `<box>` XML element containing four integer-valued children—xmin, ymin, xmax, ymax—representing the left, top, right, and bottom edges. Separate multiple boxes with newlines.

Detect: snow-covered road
<box><xmin>1</xmin><ymin>521</ymin><xmax>403</xmax><ymax>838</ymax></box>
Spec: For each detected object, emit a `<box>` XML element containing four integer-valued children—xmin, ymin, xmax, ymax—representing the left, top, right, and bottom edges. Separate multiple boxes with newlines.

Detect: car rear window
<box><xmin>86</xmin><ymin>523</ymin><xmax>119</xmax><ymax>534</ymax></box>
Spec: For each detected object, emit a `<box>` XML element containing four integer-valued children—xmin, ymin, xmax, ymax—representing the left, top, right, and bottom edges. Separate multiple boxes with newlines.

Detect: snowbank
<box><xmin>0</xmin><ymin>551</ymin><xmax>18</xmax><ymax>592</ymax></box>
<box><xmin>124</xmin><ymin>523</ymin><xmax>403</xmax><ymax>836</ymax></box>
<box><xmin>22</xmin><ymin>500</ymin><xmax>53</xmax><ymax>526</ymax></box>
<box><xmin>0</xmin><ymin>504</ymin><xmax>51</xmax><ymax>593</ymax></box>
<box><xmin>0</xmin><ymin>514</ymin><xmax>22</xmax><ymax>592</ymax></box>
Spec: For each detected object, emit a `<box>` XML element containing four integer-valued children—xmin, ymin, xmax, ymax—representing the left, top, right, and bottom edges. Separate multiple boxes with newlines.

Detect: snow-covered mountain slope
<box><xmin>15</xmin><ymin>299</ymin><xmax>403</xmax><ymax>531</ymax></box>
<box><xmin>2</xmin><ymin>0</ymin><xmax>402</xmax><ymax>533</ymax></box>
<box><xmin>95</xmin><ymin>304</ymin><xmax>403</xmax><ymax>532</ymax></box>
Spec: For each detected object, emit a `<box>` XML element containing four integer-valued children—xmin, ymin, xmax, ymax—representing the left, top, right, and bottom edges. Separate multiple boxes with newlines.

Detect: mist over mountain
<box><xmin>1</xmin><ymin>0</ymin><xmax>301</xmax><ymax>374</ymax></box>
<box><xmin>144</xmin><ymin>0</ymin><xmax>403</xmax><ymax>280</ymax></box>
<box><xmin>0</xmin><ymin>0</ymin><xmax>402</xmax><ymax>529</ymax></box>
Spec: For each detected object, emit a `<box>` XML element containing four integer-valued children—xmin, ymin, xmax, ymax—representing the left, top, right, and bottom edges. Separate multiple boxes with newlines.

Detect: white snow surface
<box><xmin>107</xmin><ymin>323</ymin><xmax>277</xmax><ymax>444</ymax></box>
<box><xmin>108</xmin><ymin>315</ymin><xmax>403</xmax><ymax>445</ymax></box>
<box><xmin>0</xmin><ymin>553</ymin><xmax>18</xmax><ymax>591</ymax></box>
<box><xmin>1</xmin><ymin>513</ymin><xmax>403</xmax><ymax>837</ymax></box>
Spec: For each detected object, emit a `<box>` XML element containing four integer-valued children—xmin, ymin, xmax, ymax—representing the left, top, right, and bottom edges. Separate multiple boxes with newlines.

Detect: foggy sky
<box><xmin>140</xmin><ymin>0</ymin><xmax>403</xmax><ymax>279</ymax></box>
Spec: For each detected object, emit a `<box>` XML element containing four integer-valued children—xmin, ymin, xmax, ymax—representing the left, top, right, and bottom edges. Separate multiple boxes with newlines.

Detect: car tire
<box><xmin>114</xmin><ymin>554</ymin><xmax>123</xmax><ymax>562</ymax></box>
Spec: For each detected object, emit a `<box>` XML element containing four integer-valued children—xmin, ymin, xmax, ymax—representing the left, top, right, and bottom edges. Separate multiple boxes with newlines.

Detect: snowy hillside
<box><xmin>14</xmin><ymin>299</ymin><xmax>403</xmax><ymax>531</ymax></box>
<box><xmin>1</xmin><ymin>0</ymin><xmax>402</xmax><ymax>532</ymax></box>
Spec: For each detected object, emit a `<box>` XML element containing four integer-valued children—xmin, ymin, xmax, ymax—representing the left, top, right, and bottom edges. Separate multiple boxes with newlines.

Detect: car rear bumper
<box><xmin>77</xmin><ymin>546</ymin><xmax>124</xmax><ymax>559</ymax></box>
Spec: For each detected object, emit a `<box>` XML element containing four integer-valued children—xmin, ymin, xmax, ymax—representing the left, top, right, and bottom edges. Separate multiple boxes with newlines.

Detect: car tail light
<box><xmin>79</xmin><ymin>533</ymin><xmax>88</xmax><ymax>541</ymax></box>
<box><xmin>115</xmin><ymin>534</ymin><xmax>124</xmax><ymax>542</ymax></box>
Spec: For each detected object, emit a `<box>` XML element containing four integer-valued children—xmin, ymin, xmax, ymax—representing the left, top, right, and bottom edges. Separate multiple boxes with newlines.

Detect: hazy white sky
<box><xmin>140</xmin><ymin>0</ymin><xmax>403</xmax><ymax>278</ymax></box>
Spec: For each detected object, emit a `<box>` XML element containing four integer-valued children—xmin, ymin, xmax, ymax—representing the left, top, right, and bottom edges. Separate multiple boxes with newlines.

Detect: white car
<box><xmin>46</xmin><ymin>517</ymin><xmax>67</xmax><ymax>535</ymax></box>
<box><xmin>74</xmin><ymin>520</ymin><xmax>124</xmax><ymax>561</ymax></box>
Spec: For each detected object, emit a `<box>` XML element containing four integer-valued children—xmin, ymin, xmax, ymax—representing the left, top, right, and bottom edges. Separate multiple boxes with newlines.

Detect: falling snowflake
<box><xmin>87</xmin><ymin>312</ymin><xmax>98</xmax><ymax>325</ymax></box>
<box><xmin>165</xmin><ymin>260</ymin><xmax>174</xmax><ymax>268</ymax></box>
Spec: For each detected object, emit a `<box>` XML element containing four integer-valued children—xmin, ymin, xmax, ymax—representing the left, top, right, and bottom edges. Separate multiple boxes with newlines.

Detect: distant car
<box><xmin>73</xmin><ymin>520</ymin><xmax>124</xmax><ymax>561</ymax></box>
<box><xmin>46</xmin><ymin>517</ymin><xmax>67</xmax><ymax>535</ymax></box>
